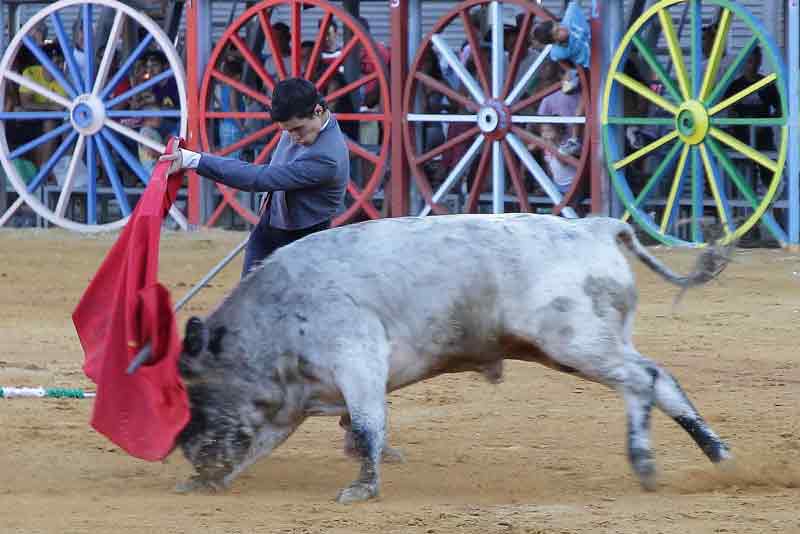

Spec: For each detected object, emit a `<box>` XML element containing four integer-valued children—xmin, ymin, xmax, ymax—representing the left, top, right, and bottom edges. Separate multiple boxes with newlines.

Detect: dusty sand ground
<box><xmin>1</xmin><ymin>228</ymin><xmax>799</xmax><ymax>534</ymax></box>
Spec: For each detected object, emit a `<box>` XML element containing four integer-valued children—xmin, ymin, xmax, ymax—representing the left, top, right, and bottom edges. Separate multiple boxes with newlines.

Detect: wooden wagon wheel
<box><xmin>403</xmin><ymin>0</ymin><xmax>590</xmax><ymax>217</ymax></box>
<box><xmin>0</xmin><ymin>0</ymin><xmax>188</xmax><ymax>232</ymax></box>
<box><xmin>198</xmin><ymin>0</ymin><xmax>391</xmax><ymax>227</ymax></box>
<box><xmin>602</xmin><ymin>0</ymin><xmax>788</xmax><ymax>246</ymax></box>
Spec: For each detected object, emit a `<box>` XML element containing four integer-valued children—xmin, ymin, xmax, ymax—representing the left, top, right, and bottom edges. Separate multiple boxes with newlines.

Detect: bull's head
<box><xmin>176</xmin><ymin>316</ymin><xmax>300</xmax><ymax>490</ymax></box>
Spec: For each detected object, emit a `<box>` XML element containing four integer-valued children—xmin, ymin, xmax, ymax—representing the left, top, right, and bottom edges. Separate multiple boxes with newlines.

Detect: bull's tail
<box><xmin>611</xmin><ymin>221</ymin><xmax>732</xmax><ymax>296</ymax></box>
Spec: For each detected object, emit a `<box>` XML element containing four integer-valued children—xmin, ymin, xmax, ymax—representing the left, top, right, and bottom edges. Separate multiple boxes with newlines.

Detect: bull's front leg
<box><xmin>340</xmin><ymin>414</ymin><xmax>405</xmax><ymax>464</ymax></box>
<box><xmin>334</xmin><ymin>373</ymin><xmax>388</xmax><ymax>503</ymax></box>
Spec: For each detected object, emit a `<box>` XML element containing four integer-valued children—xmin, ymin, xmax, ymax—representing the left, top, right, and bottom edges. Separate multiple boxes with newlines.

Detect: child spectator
<box><xmin>532</xmin><ymin>1</ymin><xmax>590</xmax><ymax>156</ymax></box>
<box><xmin>138</xmin><ymin>107</ymin><xmax>163</xmax><ymax>176</ymax></box>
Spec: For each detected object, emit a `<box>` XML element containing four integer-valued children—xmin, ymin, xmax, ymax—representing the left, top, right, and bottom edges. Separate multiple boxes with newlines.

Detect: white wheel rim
<box><xmin>0</xmin><ymin>0</ymin><xmax>188</xmax><ymax>232</ymax></box>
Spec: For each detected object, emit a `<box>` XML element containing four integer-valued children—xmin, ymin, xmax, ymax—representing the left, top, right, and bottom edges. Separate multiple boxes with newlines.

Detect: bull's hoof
<box><xmin>175</xmin><ymin>476</ymin><xmax>225</xmax><ymax>494</ymax></box>
<box><xmin>335</xmin><ymin>482</ymin><xmax>379</xmax><ymax>504</ymax></box>
<box><xmin>635</xmin><ymin>462</ymin><xmax>658</xmax><ymax>492</ymax></box>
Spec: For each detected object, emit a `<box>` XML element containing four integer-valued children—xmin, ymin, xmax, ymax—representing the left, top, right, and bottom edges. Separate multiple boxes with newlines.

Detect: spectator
<box><xmin>722</xmin><ymin>46</ymin><xmax>779</xmax><ymax>189</ymax></box>
<box><xmin>538</xmin><ymin>122</ymin><xmax>575</xmax><ymax>194</ymax></box>
<box><xmin>300</xmin><ymin>40</ymin><xmax>315</xmax><ymax>74</ymax></box>
<box><xmin>216</xmin><ymin>58</ymin><xmax>245</xmax><ymax>159</ymax></box>
<box><xmin>324</xmin><ymin>72</ymin><xmax>358</xmax><ymax>140</ymax></box>
<box><xmin>356</xmin><ymin>16</ymin><xmax>390</xmax><ymax>109</ymax></box>
<box><xmin>142</xmin><ymin>50</ymin><xmax>180</xmax><ymax>138</ymax></box>
<box><xmin>265</xmin><ymin>22</ymin><xmax>291</xmax><ymax>79</ymax></box>
<box><xmin>532</xmin><ymin>1</ymin><xmax>590</xmax><ymax>156</ymax></box>
<box><xmin>19</xmin><ymin>42</ymin><xmax>67</xmax><ymax>169</ymax></box>
<box><xmin>319</xmin><ymin>19</ymin><xmax>341</xmax><ymax>67</ymax></box>
<box><xmin>17</xmin><ymin>23</ymin><xmax>48</xmax><ymax>72</ymax></box>
<box><xmin>440</xmin><ymin>59</ymin><xmax>480</xmax><ymax>189</ymax></box>
<box><xmin>138</xmin><ymin>106</ymin><xmax>163</xmax><ymax>176</ymax></box>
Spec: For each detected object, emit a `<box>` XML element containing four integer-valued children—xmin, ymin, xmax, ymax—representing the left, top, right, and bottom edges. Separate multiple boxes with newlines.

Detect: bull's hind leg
<box><xmin>620</xmin><ymin>351</ymin><xmax>730</xmax><ymax>489</ymax></box>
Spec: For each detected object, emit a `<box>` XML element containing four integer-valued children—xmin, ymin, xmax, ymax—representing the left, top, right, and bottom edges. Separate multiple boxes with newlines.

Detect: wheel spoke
<box><xmin>105</xmin><ymin>69</ymin><xmax>174</xmax><ymax>109</ymax></box>
<box><xmin>711</xmin><ymin>117</ymin><xmax>785</xmax><ymax>127</ymax></box>
<box><xmin>335</xmin><ymin>113</ymin><xmax>387</xmax><ymax>122</ymax></box>
<box><xmin>104</xmin><ymin>118</ymin><xmax>165</xmax><ymax>153</ymax></box>
<box><xmin>304</xmin><ymin>11</ymin><xmax>332</xmax><ymax>80</ymax></box>
<box><xmin>465</xmin><ymin>142</ymin><xmax>492</xmax><ymax>213</ymax></box>
<box><xmin>290</xmin><ymin>0</ymin><xmax>301</xmax><ymax>77</ymax></box>
<box><xmin>315</xmin><ymin>36</ymin><xmax>358</xmax><ymax>91</ymax></box>
<box><xmin>211</xmin><ymin>69</ymin><xmax>272</xmax><ymax>107</ymax></box>
<box><xmin>50</xmin><ymin>11</ymin><xmax>86</xmax><ymax>93</ymax></box>
<box><xmin>705</xmin><ymin>35</ymin><xmax>758</xmax><ymax>107</ymax></box>
<box><xmin>690</xmin><ymin>147</ymin><xmax>703</xmax><ymax>242</ymax></box>
<box><xmin>500</xmin><ymin>140</ymin><xmax>529</xmax><ymax>212</ymax></box>
<box><xmin>509</xmin><ymin>80</ymin><xmax>560</xmax><ymax>115</ymax></box>
<box><xmin>0</xmin><ymin>111</ymin><xmax>68</xmax><ymax>120</ymax></box>
<box><xmin>6</xmin><ymin>71</ymin><xmax>72</xmax><ymax>109</ymax></box>
<box><xmin>613</xmin><ymin>72</ymin><xmax>678</xmax><ymax>115</ymax></box>
<box><xmin>54</xmin><ymin>135</ymin><xmax>86</xmax><ymax>218</ymax></box>
<box><xmin>431</xmin><ymin>34</ymin><xmax>485</xmax><ymax>105</ymax></box>
<box><xmin>107</xmin><ymin>109</ymin><xmax>182</xmax><ymax>118</ymax></box>
<box><xmin>215</xmin><ymin>123</ymin><xmax>280</xmax><ymax>157</ymax></box>
<box><xmin>606</xmin><ymin>116</ymin><xmax>675</xmax><ymax>126</ymax></box>
<box><xmin>613</xmin><ymin>130</ymin><xmax>679</xmax><ymax>171</ymax></box>
<box><xmin>9</xmin><ymin>122</ymin><xmax>72</xmax><ymax>160</ymax></box>
<box><xmin>413</xmin><ymin>126</ymin><xmax>480</xmax><ymax>165</ymax></box>
<box><xmin>689</xmin><ymin>0</ymin><xmax>702</xmax><ymax>99</ymax></box>
<box><xmin>660</xmin><ymin>143</ymin><xmax>690</xmax><ymax>234</ymax></box>
<box><xmin>699</xmin><ymin>8</ymin><xmax>732</xmax><ymax>101</ymax></box>
<box><xmin>85</xmin><ymin>136</ymin><xmax>98</xmax><ymax>224</ymax></box>
<box><xmin>325</xmin><ymin>73</ymin><xmax>378</xmax><ymax>105</ymax></box>
<box><xmin>0</xmin><ymin>197</ymin><xmax>25</xmax><ymax>227</ymax></box>
<box><xmin>699</xmin><ymin>142</ymin><xmax>733</xmax><ymax>234</ymax></box>
<box><xmin>94</xmin><ymin>130</ymin><xmax>131</xmax><ymax>216</ymax></box>
<box><xmin>92</xmin><ymin>10</ymin><xmax>124</xmax><ymax>95</ymax></box>
<box><xmin>458</xmin><ymin>8</ymin><xmax>491</xmax><ymax>96</ymax></box>
<box><xmin>621</xmin><ymin>139</ymin><xmax>683</xmax><ymax>222</ymax></box>
<box><xmin>705</xmin><ymin>136</ymin><xmax>787</xmax><ymax>242</ymax></box>
<box><xmin>511</xmin><ymin>115</ymin><xmax>585</xmax><ymax>125</ymax></box>
<box><xmin>502</xmin><ymin>12</ymin><xmax>534</xmax><ymax>100</ymax></box>
<box><xmin>25</xmin><ymin>131</ymin><xmax>78</xmax><ymax>194</ymax></box>
<box><xmin>346</xmin><ymin>138</ymin><xmax>381</xmax><ymax>166</ymax></box>
<box><xmin>229</xmin><ymin>33</ymin><xmax>276</xmax><ymax>92</ymax></box>
<box><xmin>657</xmin><ymin>8</ymin><xmax>691</xmax><ymax>100</ymax></box>
<box><xmin>506</xmin><ymin>132</ymin><xmax>577</xmax><ymax>218</ymax></box>
<box><xmin>258</xmin><ymin>10</ymin><xmax>287</xmax><ymax>80</ymax></box>
<box><xmin>419</xmin><ymin>135</ymin><xmax>484</xmax><ymax>217</ymax></box>
<box><xmin>415</xmin><ymin>71</ymin><xmax>478</xmax><ymax>112</ymax></box>
<box><xmin>491</xmin><ymin>140</ymin><xmax>505</xmax><ymax>213</ymax></box>
<box><xmin>490</xmin><ymin>1</ymin><xmax>503</xmax><ymax>99</ymax></box>
<box><xmin>100</xmin><ymin>34</ymin><xmax>154</xmax><ymax>100</ymax></box>
<box><xmin>99</xmin><ymin>127</ymin><xmax>149</xmax><ymax>184</ymax></box>
<box><xmin>505</xmin><ymin>45</ymin><xmax>553</xmax><ymax>106</ymax></box>
<box><xmin>82</xmin><ymin>3</ymin><xmax>95</xmax><ymax>93</ymax></box>
<box><xmin>20</xmin><ymin>35</ymin><xmax>77</xmax><ymax>99</ymax></box>
<box><xmin>204</xmin><ymin>111</ymin><xmax>271</xmax><ymax>120</ymax></box>
<box><xmin>708</xmin><ymin>127</ymin><xmax>778</xmax><ymax>172</ymax></box>
<box><xmin>708</xmin><ymin>74</ymin><xmax>777</xmax><ymax>116</ymax></box>
<box><xmin>631</xmin><ymin>35</ymin><xmax>682</xmax><ymax>104</ymax></box>
<box><xmin>406</xmin><ymin>113</ymin><xmax>477</xmax><ymax>123</ymax></box>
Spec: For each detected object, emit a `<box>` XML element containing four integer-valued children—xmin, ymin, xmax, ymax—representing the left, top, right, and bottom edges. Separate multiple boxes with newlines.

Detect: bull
<box><xmin>175</xmin><ymin>213</ymin><xmax>732</xmax><ymax>503</ymax></box>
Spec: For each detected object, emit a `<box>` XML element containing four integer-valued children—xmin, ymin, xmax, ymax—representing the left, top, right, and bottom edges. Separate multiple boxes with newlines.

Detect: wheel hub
<box><xmin>70</xmin><ymin>94</ymin><xmax>106</xmax><ymax>135</ymax></box>
<box><xmin>477</xmin><ymin>99</ymin><xmax>511</xmax><ymax>141</ymax></box>
<box><xmin>675</xmin><ymin>100</ymin><xmax>709</xmax><ymax>145</ymax></box>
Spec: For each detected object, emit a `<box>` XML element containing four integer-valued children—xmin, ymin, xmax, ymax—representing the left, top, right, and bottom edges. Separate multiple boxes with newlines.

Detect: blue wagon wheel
<box><xmin>0</xmin><ymin>0</ymin><xmax>188</xmax><ymax>232</ymax></box>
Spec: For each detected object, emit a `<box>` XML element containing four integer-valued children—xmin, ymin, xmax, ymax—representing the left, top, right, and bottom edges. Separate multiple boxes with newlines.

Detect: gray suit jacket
<box><xmin>196</xmin><ymin>117</ymin><xmax>350</xmax><ymax>230</ymax></box>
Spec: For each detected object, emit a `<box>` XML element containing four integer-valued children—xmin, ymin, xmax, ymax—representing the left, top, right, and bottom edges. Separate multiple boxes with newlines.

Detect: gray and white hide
<box><xmin>175</xmin><ymin>213</ymin><xmax>732</xmax><ymax>503</ymax></box>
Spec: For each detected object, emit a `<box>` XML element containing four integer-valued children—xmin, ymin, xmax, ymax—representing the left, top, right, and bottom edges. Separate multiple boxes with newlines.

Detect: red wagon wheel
<box><xmin>403</xmin><ymin>0</ymin><xmax>590</xmax><ymax>217</ymax></box>
<box><xmin>198</xmin><ymin>0</ymin><xmax>391</xmax><ymax>227</ymax></box>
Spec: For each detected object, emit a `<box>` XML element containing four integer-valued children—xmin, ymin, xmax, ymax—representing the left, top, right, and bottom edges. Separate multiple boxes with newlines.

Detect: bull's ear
<box><xmin>184</xmin><ymin>316</ymin><xmax>208</xmax><ymax>356</ymax></box>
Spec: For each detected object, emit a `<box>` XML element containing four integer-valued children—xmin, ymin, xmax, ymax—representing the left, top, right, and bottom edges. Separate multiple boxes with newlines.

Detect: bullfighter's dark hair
<box><xmin>269</xmin><ymin>77</ymin><xmax>327</xmax><ymax>122</ymax></box>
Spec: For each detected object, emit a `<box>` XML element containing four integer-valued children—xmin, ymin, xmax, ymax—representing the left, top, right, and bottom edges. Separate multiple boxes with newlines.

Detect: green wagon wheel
<box><xmin>602</xmin><ymin>0</ymin><xmax>788</xmax><ymax>246</ymax></box>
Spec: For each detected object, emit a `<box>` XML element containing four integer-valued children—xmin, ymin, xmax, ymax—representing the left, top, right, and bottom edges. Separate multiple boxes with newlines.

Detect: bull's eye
<box><xmin>254</xmin><ymin>399</ymin><xmax>281</xmax><ymax>419</ymax></box>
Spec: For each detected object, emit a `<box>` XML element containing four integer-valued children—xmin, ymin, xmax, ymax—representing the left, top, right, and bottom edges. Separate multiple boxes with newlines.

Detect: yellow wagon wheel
<box><xmin>602</xmin><ymin>0</ymin><xmax>788</xmax><ymax>246</ymax></box>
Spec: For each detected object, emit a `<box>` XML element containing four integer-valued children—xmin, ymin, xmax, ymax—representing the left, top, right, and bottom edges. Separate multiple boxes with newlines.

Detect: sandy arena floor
<box><xmin>1</xmin><ymin>228</ymin><xmax>799</xmax><ymax>534</ymax></box>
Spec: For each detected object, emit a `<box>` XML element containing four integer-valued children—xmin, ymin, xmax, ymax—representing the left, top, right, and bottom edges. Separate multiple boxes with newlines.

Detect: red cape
<box><xmin>73</xmin><ymin>139</ymin><xmax>189</xmax><ymax>461</ymax></box>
